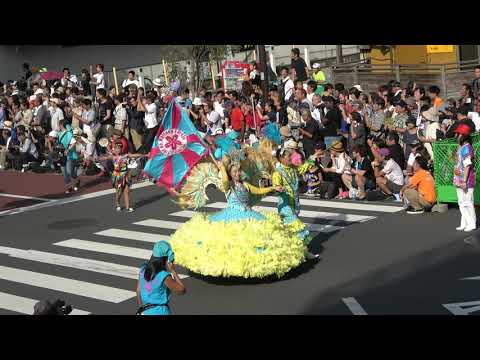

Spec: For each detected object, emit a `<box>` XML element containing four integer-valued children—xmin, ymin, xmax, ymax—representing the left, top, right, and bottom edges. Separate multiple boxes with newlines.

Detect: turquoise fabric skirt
<box><xmin>277</xmin><ymin>195</ymin><xmax>310</xmax><ymax>244</ymax></box>
<box><xmin>208</xmin><ymin>204</ymin><xmax>266</xmax><ymax>223</ymax></box>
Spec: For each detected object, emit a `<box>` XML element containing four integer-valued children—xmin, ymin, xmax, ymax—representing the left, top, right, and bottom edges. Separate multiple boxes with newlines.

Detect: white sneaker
<box><xmin>456</xmin><ymin>226</ymin><xmax>466</xmax><ymax>231</ymax></box>
<box><xmin>464</xmin><ymin>227</ymin><xmax>477</xmax><ymax>232</ymax></box>
<box><xmin>115</xmin><ymin>206</ymin><xmax>122</xmax><ymax>211</ymax></box>
<box><xmin>40</xmin><ymin>160</ymin><xmax>46</xmax><ymax>167</ymax></box>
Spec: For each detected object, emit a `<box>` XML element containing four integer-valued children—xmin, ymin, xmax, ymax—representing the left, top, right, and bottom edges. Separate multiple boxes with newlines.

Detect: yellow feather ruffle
<box><xmin>169</xmin><ymin>212</ymin><xmax>306</xmax><ymax>278</ymax></box>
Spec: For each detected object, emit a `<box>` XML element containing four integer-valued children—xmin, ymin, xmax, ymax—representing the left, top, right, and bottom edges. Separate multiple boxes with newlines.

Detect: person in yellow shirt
<box><xmin>400</xmin><ymin>156</ymin><xmax>436</xmax><ymax>214</ymax></box>
<box><xmin>312</xmin><ymin>63</ymin><xmax>326</xmax><ymax>95</ymax></box>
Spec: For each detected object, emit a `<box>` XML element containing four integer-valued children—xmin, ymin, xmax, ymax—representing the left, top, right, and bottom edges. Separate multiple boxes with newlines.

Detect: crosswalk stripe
<box><xmin>54</xmin><ymin>239</ymin><xmax>152</xmax><ymax>259</ymax></box>
<box><xmin>53</xmin><ymin>239</ymin><xmax>188</xmax><ymax>279</ymax></box>
<box><xmin>0</xmin><ymin>265</ymin><xmax>135</xmax><ymax>303</ymax></box>
<box><xmin>0</xmin><ymin>291</ymin><xmax>90</xmax><ymax>315</ymax></box>
<box><xmin>263</xmin><ymin>196</ymin><xmax>403</xmax><ymax>213</ymax></box>
<box><xmin>136</xmin><ymin>218</ymin><xmax>342</xmax><ymax>233</ymax></box>
<box><xmin>95</xmin><ymin>229</ymin><xmax>169</xmax><ymax>243</ymax></box>
<box><xmin>0</xmin><ymin>245</ymin><xmax>140</xmax><ymax>279</ymax></box>
<box><xmin>193</xmin><ymin>202</ymin><xmax>376</xmax><ymax>222</ymax></box>
<box><xmin>134</xmin><ymin>219</ymin><xmax>182</xmax><ymax>230</ymax></box>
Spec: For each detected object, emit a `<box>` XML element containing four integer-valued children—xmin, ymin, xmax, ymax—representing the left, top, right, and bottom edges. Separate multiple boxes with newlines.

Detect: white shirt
<box><xmin>206</xmin><ymin>110</ymin><xmax>222</xmax><ymax>132</ymax></box>
<box><xmin>213</xmin><ymin>101</ymin><xmax>225</xmax><ymax>119</ymax></box>
<box><xmin>93</xmin><ymin>72</ymin><xmax>105</xmax><ymax>90</ymax></box>
<box><xmin>144</xmin><ymin>103</ymin><xmax>158</xmax><ymax>129</ymax></box>
<box><xmin>282</xmin><ymin>77</ymin><xmax>294</xmax><ymax>101</ymax></box>
<box><xmin>122</xmin><ymin>79</ymin><xmax>140</xmax><ymax>89</ymax></box>
<box><xmin>383</xmin><ymin>159</ymin><xmax>404</xmax><ymax>186</ymax></box>
<box><xmin>50</xmin><ymin>108</ymin><xmax>64</xmax><ymax>132</ymax></box>
<box><xmin>312</xmin><ymin>107</ymin><xmax>322</xmax><ymax>124</ymax></box>
<box><xmin>332</xmin><ymin>153</ymin><xmax>352</xmax><ymax>174</ymax></box>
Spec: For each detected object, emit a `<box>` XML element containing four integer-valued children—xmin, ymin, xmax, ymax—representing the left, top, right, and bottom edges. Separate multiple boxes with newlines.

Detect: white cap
<box><xmin>312</xmin><ymin>63</ymin><xmax>321</xmax><ymax>69</ymax></box>
<box><xmin>48</xmin><ymin>130</ymin><xmax>58</xmax><ymax>138</ymax></box>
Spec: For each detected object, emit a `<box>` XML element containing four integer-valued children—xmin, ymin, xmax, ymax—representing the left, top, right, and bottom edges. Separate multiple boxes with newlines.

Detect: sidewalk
<box><xmin>0</xmin><ymin>171</ymin><xmax>112</xmax><ymax>211</ymax></box>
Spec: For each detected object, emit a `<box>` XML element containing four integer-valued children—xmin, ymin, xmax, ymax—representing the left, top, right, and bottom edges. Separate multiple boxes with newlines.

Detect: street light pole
<box><xmin>256</xmin><ymin>45</ymin><xmax>269</xmax><ymax>96</ymax></box>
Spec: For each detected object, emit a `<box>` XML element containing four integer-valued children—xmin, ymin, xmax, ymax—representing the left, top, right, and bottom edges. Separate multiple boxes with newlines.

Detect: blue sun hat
<box><xmin>153</xmin><ymin>240</ymin><xmax>175</xmax><ymax>262</ymax></box>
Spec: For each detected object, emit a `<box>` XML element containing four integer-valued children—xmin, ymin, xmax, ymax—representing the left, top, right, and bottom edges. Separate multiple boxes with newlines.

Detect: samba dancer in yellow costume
<box><xmin>169</xmin><ymin>154</ymin><xmax>308</xmax><ymax>279</ymax></box>
<box><xmin>272</xmin><ymin>148</ymin><xmax>319</xmax><ymax>259</ymax></box>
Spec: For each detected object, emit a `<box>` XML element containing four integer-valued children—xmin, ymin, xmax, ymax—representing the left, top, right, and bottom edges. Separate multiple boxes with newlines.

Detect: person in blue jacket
<box><xmin>136</xmin><ymin>241</ymin><xmax>186</xmax><ymax>315</ymax></box>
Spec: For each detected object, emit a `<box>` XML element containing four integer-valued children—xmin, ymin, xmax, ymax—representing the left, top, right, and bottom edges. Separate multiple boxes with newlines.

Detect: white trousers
<box><xmin>457</xmin><ymin>188</ymin><xmax>477</xmax><ymax>229</ymax></box>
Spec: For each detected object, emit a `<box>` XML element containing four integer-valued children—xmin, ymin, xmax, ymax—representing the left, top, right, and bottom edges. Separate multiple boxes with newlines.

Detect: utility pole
<box><xmin>336</xmin><ymin>45</ymin><xmax>343</xmax><ymax>65</ymax></box>
<box><xmin>256</xmin><ymin>45</ymin><xmax>269</xmax><ymax>96</ymax></box>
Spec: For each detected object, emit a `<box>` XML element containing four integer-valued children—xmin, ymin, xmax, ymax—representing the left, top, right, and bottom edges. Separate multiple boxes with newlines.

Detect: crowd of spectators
<box><xmin>1</xmin><ymin>51</ymin><xmax>479</xmax><ymax>213</ymax></box>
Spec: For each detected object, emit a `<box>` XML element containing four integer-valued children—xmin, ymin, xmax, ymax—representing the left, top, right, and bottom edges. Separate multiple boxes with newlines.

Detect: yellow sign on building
<box><xmin>427</xmin><ymin>45</ymin><xmax>455</xmax><ymax>53</ymax></box>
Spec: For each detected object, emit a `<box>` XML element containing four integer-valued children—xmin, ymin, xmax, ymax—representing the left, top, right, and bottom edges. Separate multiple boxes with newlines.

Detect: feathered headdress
<box><xmin>261</xmin><ymin>122</ymin><xmax>282</xmax><ymax>145</ymax></box>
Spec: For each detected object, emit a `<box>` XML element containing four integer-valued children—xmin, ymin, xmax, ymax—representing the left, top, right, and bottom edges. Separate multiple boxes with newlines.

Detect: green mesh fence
<box><xmin>433</xmin><ymin>134</ymin><xmax>480</xmax><ymax>204</ymax></box>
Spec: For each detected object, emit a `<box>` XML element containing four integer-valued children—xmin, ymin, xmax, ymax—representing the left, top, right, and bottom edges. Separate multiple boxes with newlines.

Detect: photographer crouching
<box><xmin>33</xmin><ymin>299</ymin><xmax>73</xmax><ymax>315</ymax></box>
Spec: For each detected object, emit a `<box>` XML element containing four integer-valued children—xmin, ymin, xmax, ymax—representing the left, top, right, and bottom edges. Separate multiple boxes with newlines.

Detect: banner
<box><xmin>144</xmin><ymin>101</ymin><xmax>209</xmax><ymax>190</ymax></box>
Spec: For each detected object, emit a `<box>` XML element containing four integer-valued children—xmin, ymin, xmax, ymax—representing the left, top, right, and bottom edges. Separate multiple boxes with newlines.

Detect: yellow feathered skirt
<box><xmin>169</xmin><ymin>211</ymin><xmax>306</xmax><ymax>278</ymax></box>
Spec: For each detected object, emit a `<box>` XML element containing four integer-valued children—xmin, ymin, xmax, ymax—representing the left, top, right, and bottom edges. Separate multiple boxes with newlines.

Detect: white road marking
<box><xmin>0</xmin><ymin>193</ymin><xmax>53</xmax><ymax>202</ymax></box>
<box><xmin>54</xmin><ymin>239</ymin><xmax>152</xmax><ymax>259</ymax></box>
<box><xmin>0</xmin><ymin>245</ymin><xmax>188</xmax><ymax>280</ymax></box>
<box><xmin>95</xmin><ymin>229</ymin><xmax>170</xmax><ymax>243</ymax></box>
<box><xmin>0</xmin><ymin>181</ymin><xmax>154</xmax><ymax>217</ymax></box>
<box><xmin>443</xmin><ymin>301</ymin><xmax>480</xmax><ymax>315</ymax></box>
<box><xmin>342</xmin><ymin>297</ymin><xmax>368</xmax><ymax>315</ymax></box>
<box><xmin>200</xmin><ymin>202</ymin><xmax>376</xmax><ymax>222</ymax></box>
<box><xmin>0</xmin><ymin>291</ymin><xmax>90</xmax><ymax>315</ymax></box>
<box><xmin>460</xmin><ymin>276</ymin><xmax>480</xmax><ymax>280</ymax></box>
<box><xmin>53</xmin><ymin>240</ymin><xmax>188</xmax><ymax>279</ymax></box>
<box><xmin>263</xmin><ymin>196</ymin><xmax>403</xmax><ymax>213</ymax></box>
<box><xmin>135</xmin><ymin>218</ymin><xmax>342</xmax><ymax>233</ymax></box>
<box><xmin>0</xmin><ymin>246</ymin><xmax>139</xmax><ymax>279</ymax></box>
<box><xmin>134</xmin><ymin>219</ymin><xmax>183</xmax><ymax>230</ymax></box>
<box><xmin>0</xmin><ymin>265</ymin><xmax>135</xmax><ymax>303</ymax></box>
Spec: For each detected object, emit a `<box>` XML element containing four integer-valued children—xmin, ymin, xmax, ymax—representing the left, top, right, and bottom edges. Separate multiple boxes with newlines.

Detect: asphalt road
<box><xmin>0</xmin><ymin>182</ymin><xmax>479</xmax><ymax>315</ymax></box>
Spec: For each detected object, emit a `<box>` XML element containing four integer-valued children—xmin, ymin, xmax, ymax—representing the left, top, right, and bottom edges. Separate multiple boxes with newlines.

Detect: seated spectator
<box><xmin>400</xmin><ymin>156</ymin><xmax>436</xmax><ymax>214</ymax></box>
<box><xmin>341</xmin><ymin>145</ymin><xmax>375</xmax><ymax>200</ymax></box>
<box><xmin>386</xmin><ymin>132</ymin><xmax>406</xmax><ymax>170</ymax></box>
<box><xmin>373</xmin><ymin>147</ymin><xmax>404</xmax><ymax>198</ymax></box>
<box><xmin>322</xmin><ymin>140</ymin><xmax>352</xmax><ymax>198</ymax></box>
<box><xmin>13</xmin><ymin>129</ymin><xmax>39</xmax><ymax>170</ymax></box>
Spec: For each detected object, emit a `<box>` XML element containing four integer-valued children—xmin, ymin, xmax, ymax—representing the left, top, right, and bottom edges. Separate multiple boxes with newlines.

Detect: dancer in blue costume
<box><xmin>272</xmin><ymin>147</ymin><xmax>320</xmax><ymax>259</ymax></box>
<box><xmin>169</xmin><ymin>155</ymin><xmax>309</xmax><ymax>278</ymax></box>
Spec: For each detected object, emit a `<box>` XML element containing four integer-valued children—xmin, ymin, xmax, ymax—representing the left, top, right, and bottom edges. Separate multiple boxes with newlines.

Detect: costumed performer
<box><xmin>98</xmin><ymin>140</ymin><xmax>147</xmax><ymax>212</ymax></box>
<box><xmin>169</xmin><ymin>154</ymin><xmax>308</xmax><ymax>279</ymax></box>
<box><xmin>272</xmin><ymin>147</ymin><xmax>320</xmax><ymax>259</ymax></box>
